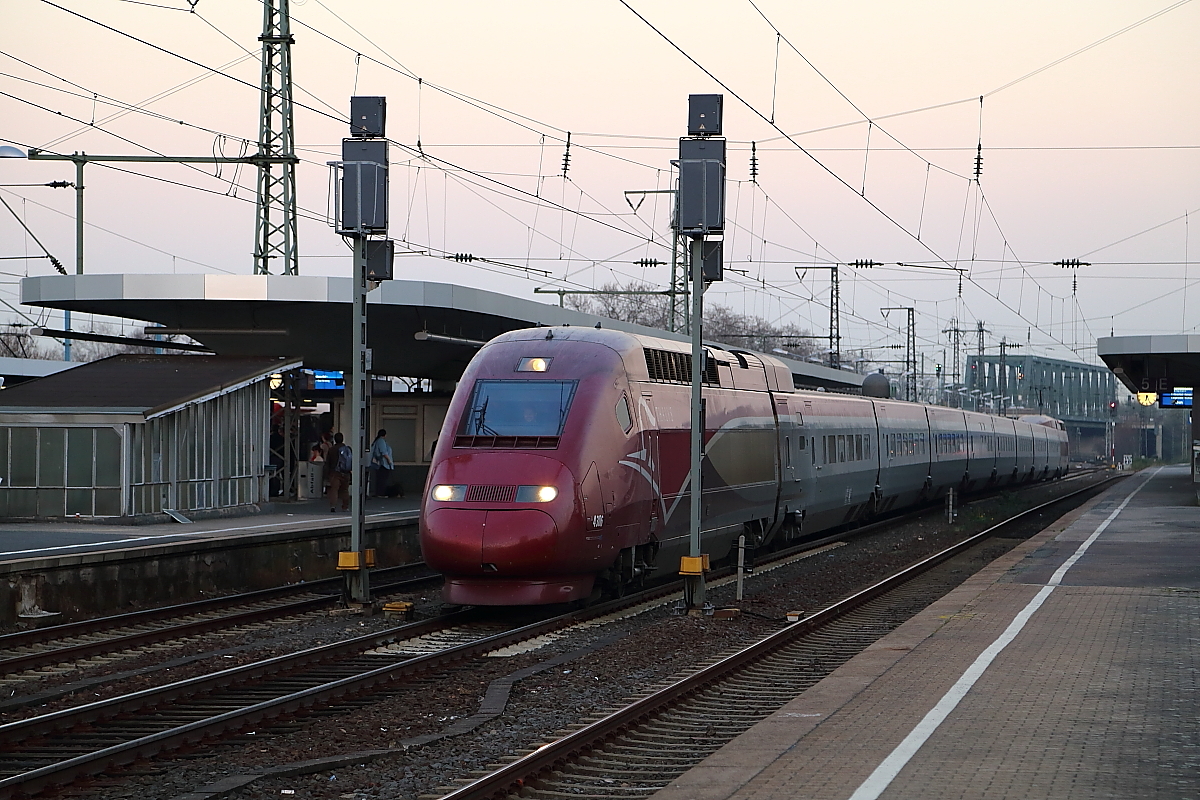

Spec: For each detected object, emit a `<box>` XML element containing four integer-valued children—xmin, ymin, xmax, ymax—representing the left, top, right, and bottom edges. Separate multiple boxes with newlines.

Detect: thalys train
<box><xmin>420</xmin><ymin>326</ymin><xmax>1068</xmax><ymax>605</ymax></box>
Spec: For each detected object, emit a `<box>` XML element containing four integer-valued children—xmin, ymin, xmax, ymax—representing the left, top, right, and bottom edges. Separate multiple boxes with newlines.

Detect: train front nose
<box><xmin>420</xmin><ymin>453</ymin><xmax>594</xmax><ymax>604</ymax></box>
<box><xmin>423</xmin><ymin>507</ymin><xmax>559</xmax><ymax>572</ymax></box>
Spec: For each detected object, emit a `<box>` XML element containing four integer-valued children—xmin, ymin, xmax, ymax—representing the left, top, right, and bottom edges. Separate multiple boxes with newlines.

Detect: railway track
<box><xmin>0</xmin><ymin>563</ymin><xmax>438</xmax><ymax>683</ymax></box>
<box><xmin>0</xmin><ymin>503</ymin><xmax>944</xmax><ymax>798</ymax></box>
<box><xmin>0</xmin><ymin>471</ymin><xmax>1114</xmax><ymax>798</ymax></box>
<box><xmin>430</xmin><ymin>473</ymin><xmax>1122</xmax><ymax>800</ymax></box>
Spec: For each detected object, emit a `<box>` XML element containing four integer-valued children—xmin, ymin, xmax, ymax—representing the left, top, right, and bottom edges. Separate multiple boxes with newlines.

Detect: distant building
<box><xmin>0</xmin><ymin>354</ymin><xmax>298</xmax><ymax>519</ymax></box>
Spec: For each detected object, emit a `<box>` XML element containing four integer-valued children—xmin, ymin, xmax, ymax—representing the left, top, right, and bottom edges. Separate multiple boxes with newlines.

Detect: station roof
<box><xmin>1097</xmin><ymin>335</ymin><xmax>1200</xmax><ymax>394</ymax></box>
<box><xmin>19</xmin><ymin>274</ymin><xmax>862</xmax><ymax>391</ymax></box>
<box><xmin>0</xmin><ymin>353</ymin><xmax>299</xmax><ymax>417</ymax></box>
<box><xmin>0</xmin><ymin>355</ymin><xmax>78</xmax><ymax>387</ymax></box>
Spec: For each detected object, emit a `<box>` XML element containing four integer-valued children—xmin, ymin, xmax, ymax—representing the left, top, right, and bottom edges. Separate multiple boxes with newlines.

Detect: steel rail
<box><xmin>437</xmin><ymin>474</ymin><xmax>1123</xmax><ymax>800</ymax></box>
<box><xmin>0</xmin><ymin>560</ymin><xmax>430</xmax><ymax>651</ymax></box>
<box><xmin>0</xmin><ymin>571</ymin><xmax>438</xmax><ymax>676</ymax></box>
<box><xmin>0</xmin><ymin>580</ymin><xmax>690</xmax><ymax>797</ymax></box>
<box><xmin>0</xmin><ymin>473</ymin><xmax>1112</xmax><ymax>798</ymax></box>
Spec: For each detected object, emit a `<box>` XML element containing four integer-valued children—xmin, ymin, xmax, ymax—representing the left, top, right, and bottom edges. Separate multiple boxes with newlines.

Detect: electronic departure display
<box><xmin>1159</xmin><ymin>388</ymin><xmax>1193</xmax><ymax>408</ymax></box>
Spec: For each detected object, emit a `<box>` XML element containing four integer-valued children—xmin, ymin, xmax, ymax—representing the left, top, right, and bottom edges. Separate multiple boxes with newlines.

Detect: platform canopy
<box><xmin>1097</xmin><ymin>335</ymin><xmax>1200</xmax><ymax>395</ymax></box>
<box><xmin>20</xmin><ymin>274</ymin><xmax>862</xmax><ymax>391</ymax></box>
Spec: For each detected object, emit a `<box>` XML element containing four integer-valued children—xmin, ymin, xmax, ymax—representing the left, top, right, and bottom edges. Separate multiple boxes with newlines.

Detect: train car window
<box><xmin>459</xmin><ymin>380</ymin><xmax>578</xmax><ymax>437</ymax></box>
<box><xmin>865</xmin><ymin>436</ymin><xmax>871</xmax><ymax>459</ymax></box>
<box><xmin>811</xmin><ymin>437</ymin><xmax>816</xmax><ymax>464</ymax></box>
<box><xmin>797</xmin><ymin>436</ymin><xmax>806</xmax><ymax>450</ymax></box>
<box><xmin>615</xmin><ymin>394</ymin><xmax>633</xmax><ymax>433</ymax></box>
<box><xmin>855</xmin><ymin>434</ymin><xmax>863</xmax><ymax>461</ymax></box>
<box><xmin>784</xmin><ymin>436</ymin><xmax>792</xmax><ymax>469</ymax></box>
<box><xmin>837</xmin><ymin>435</ymin><xmax>846</xmax><ymax>463</ymax></box>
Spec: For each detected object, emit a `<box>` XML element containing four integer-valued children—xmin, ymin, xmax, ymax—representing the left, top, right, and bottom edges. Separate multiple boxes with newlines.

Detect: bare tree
<box><xmin>562</xmin><ymin>280</ymin><xmax>819</xmax><ymax>360</ymax></box>
<box><xmin>565</xmin><ymin>281</ymin><xmax>672</xmax><ymax>330</ymax></box>
<box><xmin>0</xmin><ymin>324</ymin><xmax>53</xmax><ymax>360</ymax></box>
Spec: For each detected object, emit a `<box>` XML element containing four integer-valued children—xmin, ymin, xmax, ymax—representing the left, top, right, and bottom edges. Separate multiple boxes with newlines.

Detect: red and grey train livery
<box><xmin>420</xmin><ymin>326</ymin><xmax>1068</xmax><ymax>605</ymax></box>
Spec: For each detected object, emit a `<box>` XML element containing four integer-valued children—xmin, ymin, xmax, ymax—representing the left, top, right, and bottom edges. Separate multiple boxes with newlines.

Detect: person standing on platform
<box><xmin>369</xmin><ymin>429</ymin><xmax>394</xmax><ymax>497</ymax></box>
<box><xmin>324</xmin><ymin>432</ymin><xmax>352</xmax><ymax>512</ymax></box>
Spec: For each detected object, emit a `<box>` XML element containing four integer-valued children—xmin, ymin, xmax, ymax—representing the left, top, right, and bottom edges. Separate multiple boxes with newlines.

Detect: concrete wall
<box><xmin>0</xmin><ymin>517</ymin><xmax>422</xmax><ymax>629</ymax></box>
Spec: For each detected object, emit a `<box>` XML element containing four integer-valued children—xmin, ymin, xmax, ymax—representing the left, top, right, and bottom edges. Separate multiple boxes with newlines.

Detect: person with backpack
<box><xmin>324</xmin><ymin>432</ymin><xmax>353</xmax><ymax>512</ymax></box>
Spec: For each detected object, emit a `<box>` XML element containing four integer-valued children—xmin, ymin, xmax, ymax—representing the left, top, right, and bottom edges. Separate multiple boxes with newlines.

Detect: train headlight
<box><xmin>431</xmin><ymin>484</ymin><xmax>466</xmax><ymax>502</ymax></box>
<box><xmin>516</xmin><ymin>485</ymin><xmax>558</xmax><ymax>502</ymax></box>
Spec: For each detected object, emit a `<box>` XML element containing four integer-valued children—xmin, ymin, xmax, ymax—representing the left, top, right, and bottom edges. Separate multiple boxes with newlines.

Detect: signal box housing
<box><xmin>340</xmin><ymin>139</ymin><xmax>388</xmax><ymax>234</ymax></box>
<box><xmin>350</xmin><ymin>96</ymin><xmax>386</xmax><ymax>138</ymax></box>
<box><xmin>678</xmin><ymin>138</ymin><xmax>726</xmax><ymax>235</ymax></box>
<box><xmin>688</xmin><ymin>94</ymin><xmax>723</xmax><ymax>136</ymax></box>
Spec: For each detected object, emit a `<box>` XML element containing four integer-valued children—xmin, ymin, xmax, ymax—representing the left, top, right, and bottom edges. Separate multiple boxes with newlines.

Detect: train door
<box><xmin>580</xmin><ymin>462</ymin><xmax>605</xmax><ymax>559</ymax></box>
<box><xmin>787</xmin><ymin>398</ymin><xmax>808</xmax><ymax>484</ymax></box>
<box><xmin>634</xmin><ymin>390</ymin><xmax>664</xmax><ymax>538</ymax></box>
<box><xmin>772</xmin><ymin>398</ymin><xmax>792</xmax><ymax>482</ymax></box>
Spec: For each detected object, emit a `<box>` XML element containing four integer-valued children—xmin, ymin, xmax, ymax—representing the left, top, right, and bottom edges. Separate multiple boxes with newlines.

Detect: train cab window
<box><xmin>459</xmin><ymin>379</ymin><xmax>578</xmax><ymax>437</ymax></box>
<box><xmin>615</xmin><ymin>394</ymin><xmax>633</xmax><ymax>433</ymax></box>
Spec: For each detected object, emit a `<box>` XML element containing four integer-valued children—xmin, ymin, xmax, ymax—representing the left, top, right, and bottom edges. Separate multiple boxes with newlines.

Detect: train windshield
<box><xmin>459</xmin><ymin>380</ymin><xmax>578</xmax><ymax>437</ymax></box>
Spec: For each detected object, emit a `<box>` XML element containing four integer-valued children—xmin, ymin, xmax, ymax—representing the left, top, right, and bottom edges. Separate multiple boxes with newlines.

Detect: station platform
<box><xmin>0</xmin><ymin>496</ymin><xmax>420</xmax><ymax>564</ymax></box>
<box><xmin>0</xmin><ymin>496</ymin><xmax>424</xmax><ymax>628</ymax></box>
<box><xmin>656</xmin><ymin>465</ymin><xmax>1199</xmax><ymax>800</ymax></box>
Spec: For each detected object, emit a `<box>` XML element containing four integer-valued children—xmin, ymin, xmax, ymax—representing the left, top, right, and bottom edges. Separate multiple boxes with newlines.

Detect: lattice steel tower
<box><xmin>254</xmin><ymin>0</ymin><xmax>299</xmax><ymax>275</ymax></box>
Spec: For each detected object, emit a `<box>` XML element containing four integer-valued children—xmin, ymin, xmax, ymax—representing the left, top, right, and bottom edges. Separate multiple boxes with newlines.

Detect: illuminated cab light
<box><xmin>431</xmin><ymin>484</ymin><xmax>466</xmax><ymax>502</ymax></box>
<box><xmin>516</xmin><ymin>485</ymin><xmax>558</xmax><ymax>502</ymax></box>
<box><xmin>517</xmin><ymin>357</ymin><xmax>552</xmax><ymax>372</ymax></box>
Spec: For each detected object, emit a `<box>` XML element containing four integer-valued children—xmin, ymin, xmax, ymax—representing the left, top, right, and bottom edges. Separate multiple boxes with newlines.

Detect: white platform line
<box><xmin>0</xmin><ymin>511</ymin><xmax>417</xmax><ymax>559</ymax></box>
<box><xmin>847</xmin><ymin>469</ymin><xmax>1158</xmax><ymax>800</ymax></box>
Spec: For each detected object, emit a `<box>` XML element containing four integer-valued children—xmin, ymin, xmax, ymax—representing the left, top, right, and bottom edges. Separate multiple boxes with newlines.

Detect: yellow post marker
<box><xmin>679</xmin><ymin>555</ymin><xmax>708</xmax><ymax>576</ymax></box>
<box><xmin>364</xmin><ymin>548</ymin><xmax>377</xmax><ymax>568</ymax></box>
<box><xmin>337</xmin><ymin>551</ymin><xmax>361</xmax><ymax>570</ymax></box>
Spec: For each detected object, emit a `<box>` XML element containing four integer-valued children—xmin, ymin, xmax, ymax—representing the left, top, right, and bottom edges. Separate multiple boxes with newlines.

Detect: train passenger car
<box><xmin>993</xmin><ymin>416</ymin><xmax>1019</xmax><ymax>486</ymax></box>
<box><xmin>927</xmin><ymin>406</ymin><xmax>969</xmax><ymax>497</ymax></box>
<box><xmin>421</xmin><ymin>326</ymin><xmax>1068</xmax><ymax>606</ymax></box>
<box><xmin>874</xmin><ymin>399</ymin><xmax>933</xmax><ymax>513</ymax></box>
<box><xmin>799</xmin><ymin>393</ymin><xmax>880</xmax><ymax>533</ymax></box>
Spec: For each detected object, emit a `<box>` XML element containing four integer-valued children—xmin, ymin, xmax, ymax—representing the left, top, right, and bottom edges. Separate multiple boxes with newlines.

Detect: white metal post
<box><xmin>736</xmin><ymin>534</ymin><xmax>745</xmax><ymax>601</ymax></box>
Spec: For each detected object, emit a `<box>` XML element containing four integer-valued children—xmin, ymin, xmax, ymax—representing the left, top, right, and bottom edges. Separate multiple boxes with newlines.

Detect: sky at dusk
<box><xmin>1</xmin><ymin>0</ymin><xmax>1197</xmax><ymax>373</ymax></box>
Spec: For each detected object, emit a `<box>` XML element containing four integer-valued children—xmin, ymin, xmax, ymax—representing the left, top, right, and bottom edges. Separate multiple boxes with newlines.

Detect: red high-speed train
<box><xmin>420</xmin><ymin>326</ymin><xmax>1068</xmax><ymax>605</ymax></box>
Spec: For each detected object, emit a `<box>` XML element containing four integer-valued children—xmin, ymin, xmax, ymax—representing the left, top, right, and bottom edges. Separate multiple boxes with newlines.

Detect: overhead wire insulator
<box><xmin>750</xmin><ymin>141</ymin><xmax>758</xmax><ymax>183</ymax></box>
<box><xmin>850</xmin><ymin>259</ymin><xmax>882</xmax><ymax>268</ymax></box>
<box><xmin>974</xmin><ymin>143</ymin><xmax>983</xmax><ymax>182</ymax></box>
<box><xmin>635</xmin><ymin>258</ymin><xmax>664</xmax><ymax>268</ymax></box>
<box><xmin>452</xmin><ymin>253</ymin><xmax>475</xmax><ymax>263</ymax></box>
<box><xmin>561</xmin><ymin>132</ymin><xmax>571</xmax><ymax>178</ymax></box>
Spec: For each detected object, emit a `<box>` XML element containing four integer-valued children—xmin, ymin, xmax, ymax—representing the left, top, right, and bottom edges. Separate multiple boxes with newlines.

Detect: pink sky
<box><xmin>1</xmin><ymin>0</ymin><xmax>1196</xmax><ymax>367</ymax></box>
